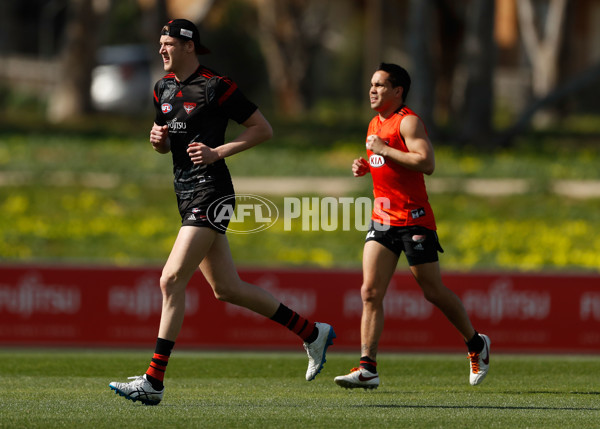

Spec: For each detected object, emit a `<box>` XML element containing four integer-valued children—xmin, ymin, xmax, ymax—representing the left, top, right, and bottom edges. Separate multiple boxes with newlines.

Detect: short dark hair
<box><xmin>377</xmin><ymin>63</ymin><xmax>411</xmax><ymax>101</ymax></box>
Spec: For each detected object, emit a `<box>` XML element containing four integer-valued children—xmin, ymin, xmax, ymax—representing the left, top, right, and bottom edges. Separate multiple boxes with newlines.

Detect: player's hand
<box><xmin>365</xmin><ymin>134</ymin><xmax>387</xmax><ymax>156</ymax></box>
<box><xmin>352</xmin><ymin>157</ymin><xmax>370</xmax><ymax>177</ymax></box>
<box><xmin>150</xmin><ymin>124</ymin><xmax>170</xmax><ymax>153</ymax></box>
<box><xmin>187</xmin><ymin>142</ymin><xmax>219</xmax><ymax>165</ymax></box>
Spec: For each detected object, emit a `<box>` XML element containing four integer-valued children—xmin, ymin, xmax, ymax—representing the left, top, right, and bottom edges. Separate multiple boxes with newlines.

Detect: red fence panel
<box><xmin>1</xmin><ymin>265</ymin><xmax>598</xmax><ymax>353</ymax></box>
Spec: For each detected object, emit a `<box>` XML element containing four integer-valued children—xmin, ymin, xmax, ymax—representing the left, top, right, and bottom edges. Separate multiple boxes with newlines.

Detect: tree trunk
<box><xmin>434</xmin><ymin>0</ymin><xmax>464</xmax><ymax>127</ymax></box>
<box><xmin>253</xmin><ymin>0</ymin><xmax>330</xmax><ymax>117</ymax></box>
<box><xmin>47</xmin><ymin>0</ymin><xmax>109</xmax><ymax>123</ymax></box>
<box><xmin>139</xmin><ymin>0</ymin><xmax>169</xmax><ymax>81</ymax></box>
<box><xmin>516</xmin><ymin>0</ymin><xmax>568</xmax><ymax>127</ymax></box>
<box><xmin>407</xmin><ymin>0</ymin><xmax>437</xmax><ymax>137</ymax></box>
<box><xmin>498</xmin><ymin>60</ymin><xmax>600</xmax><ymax>147</ymax></box>
<box><xmin>363</xmin><ymin>0</ymin><xmax>383</xmax><ymax>91</ymax></box>
<box><xmin>459</xmin><ymin>0</ymin><xmax>495</xmax><ymax>144</ymax></box>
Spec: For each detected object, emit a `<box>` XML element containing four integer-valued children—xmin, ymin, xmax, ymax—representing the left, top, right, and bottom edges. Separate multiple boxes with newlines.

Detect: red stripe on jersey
<box><xmin>399</xmin><ymin>106</ymin><xmax>411</xmax><ymax>117</ymax></box>
<box><xmin>193</xmin><ymin>68</ymin><xmax>238</xmax><ymax>104</ymax></box>
<box><xmin>200</xmin><ymin>68</ymin><xmax>216</xmax><ymax>79</ymax></box>
<box><xmin>218</xmin><ymin>80</ymin><xmax>238</xmax><ymax>105</ymax></box>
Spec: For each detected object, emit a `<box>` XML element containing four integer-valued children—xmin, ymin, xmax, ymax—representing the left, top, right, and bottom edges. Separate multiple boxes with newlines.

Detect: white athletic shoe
<box><xmin>334</xmin><ymin>367</ymin><xmax>380</xmax><ymax>389</ymax></box>
<box><xmin>468</xmin><ymin>334</ymin><xmax>491</xmax><ymax>386</ymax></box>
<box><xmin>109</xmin><ymin>374</ymin><xmax>164</xmax><ymax>405</ymax></box>
<box><xmin>304</xmin><ymin>322</ymin><xmax>336</xmax><ymax>381</ymax></box>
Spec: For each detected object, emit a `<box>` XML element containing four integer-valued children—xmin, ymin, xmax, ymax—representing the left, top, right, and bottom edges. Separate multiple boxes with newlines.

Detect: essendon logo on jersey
<box><xmin>369</xmin><ymin>154</ymin><xmax>385</xmax><ymax>168</ymax></box>
<box><xmin>184</xmin><ymin>102</ymin><xmax>197</xmax><ymax>114</ymax></box>
<box><xmin>161</xmin><ymin>103</ymin><xmax>172</xmax><ymax>113</ymax></box>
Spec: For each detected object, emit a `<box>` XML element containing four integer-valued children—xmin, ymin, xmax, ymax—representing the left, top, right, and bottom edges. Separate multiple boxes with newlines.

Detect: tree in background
<box><xmin>47</xmin><ymin>0</ymin><xmax>110</xmax><ymax>123</ymax></box>
<box><xmin>457</xmin><ymin>0</ymin><xmax>495</xmax><ymax>145</ymax></box>
<box><xmin>432</xmin><ymin>0</ymin><xmax>464</xmax><ymax>129</ymax></box>
<box><xmin>15</xmin><ymin>0</ymin><xmax>585</xmax><ymax>138</ymax></box>
<box><xmin>399</xmin><ymin>0</ymin><xmax>494</xmax><ymax>145</ymax></box>
<box><xmin>406</xmin><ymin>0</ymin><xmax>437</xmax><ymax>138</ymax></box>
<box><xmin>253</xmin><ymin>0</ymin><xmax>333</xmax><ymax>116</ymax></box>
<box><xmin>516</xmin><ymin>0</ymin><xmax>568</xmax><ymax>126</ymax></box>
<box><xmin>362</xmin><ymin>0</ymin><xmax>383</xmax><ymax>89</ymax></box>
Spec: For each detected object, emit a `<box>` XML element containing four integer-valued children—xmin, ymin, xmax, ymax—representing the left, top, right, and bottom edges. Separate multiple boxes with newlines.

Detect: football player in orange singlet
<box><xmin>334</xmin><ymin>63</ymin><xmax>490</xmax><ymax>389</ymax></box>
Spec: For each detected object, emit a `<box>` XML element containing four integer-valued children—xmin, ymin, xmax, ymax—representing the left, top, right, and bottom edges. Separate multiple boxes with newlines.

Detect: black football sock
<box><xmin>271</xmin><ymin>304</ymin><xmax>319</xmax><ymax>343</ymax></box>
<box><xmin>145</xmin><ymin>338</ymin><xmax>175</xmax><ymax>390</ymax></box>
<box><xmin>359</xmin><ymin>356</ymin><xmax>378</xmax><ymax>373</ymax></box>
<box><xmin>466</xmin><ymin>331</ymin><xmax>484</xmax><ymax>353</ymax></box>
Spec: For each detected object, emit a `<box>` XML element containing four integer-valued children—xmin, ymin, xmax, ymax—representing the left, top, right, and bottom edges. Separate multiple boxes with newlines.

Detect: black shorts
<box><xmin>365</xmin><ymin>221</ymin><xmax>444</xmax><ymax>266</ymax></box>
<box><xmin>177</xmin><ymin>185</ymin><xmax>235</xmax><ymax>234</ymax></box>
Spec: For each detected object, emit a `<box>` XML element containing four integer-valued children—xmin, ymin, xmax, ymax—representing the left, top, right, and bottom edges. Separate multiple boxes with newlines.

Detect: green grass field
<box><xmin>1</xmin><ymin>349</ymin><xmax>599</xmax><ymax>428</ymax></box>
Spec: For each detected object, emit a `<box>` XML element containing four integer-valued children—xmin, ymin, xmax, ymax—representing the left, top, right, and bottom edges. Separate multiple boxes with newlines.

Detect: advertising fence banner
<box><xmin>1</xmin><ymin>265</ymin><xmax>598</xmax><ymax>352</ymax></box>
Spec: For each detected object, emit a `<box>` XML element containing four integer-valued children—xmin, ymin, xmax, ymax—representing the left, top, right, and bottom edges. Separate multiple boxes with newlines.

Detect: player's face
<box><xmin>369</xmin><ymin>71</ymin><xmax>403</xmax><ymax>116</ymax></box>
<box><xmin>159</xmin><ymin>35</ymin><xmax>189</xmax><ymax>73</ymax></box>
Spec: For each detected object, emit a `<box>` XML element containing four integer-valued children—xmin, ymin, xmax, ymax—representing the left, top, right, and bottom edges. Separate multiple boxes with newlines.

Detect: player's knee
<box><xmin>210</xmin><ymin>274</ymin><xmax>245</xmax><ymax>303</ymax></box>
<box><xmin>422</xmin><ymin>289</ymin><xmax>438</xmax><ymax>305</ymax></box>
<box><xmin>211</xmin><ymin>283</ymin><xmax>236</xmax><ymax>303</ymax></box>
<box><xmin>420</xmin><ymin>283</ymin><xmax>447</xmax><ymax>306</ymax></box>
<box><xmin>361</xmin><ymin>283</ymin><xmax>384</xmax><ymax>306</ymax></box>
<box><xmin>159</xmin><ymin>270</ymin><xmax>185</xmax><ymax>297</ymax></box>
<box><xmin>212</xmin><ymin>289</ymin><xmax>229</xmax><ymax>302</ymax></box>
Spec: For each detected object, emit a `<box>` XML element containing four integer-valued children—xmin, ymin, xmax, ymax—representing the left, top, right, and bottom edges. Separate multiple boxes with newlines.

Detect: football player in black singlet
<box><xmin>109</xmin><ymin>19</ymin><xmax>335</xmax><ymax>405</ymax></box>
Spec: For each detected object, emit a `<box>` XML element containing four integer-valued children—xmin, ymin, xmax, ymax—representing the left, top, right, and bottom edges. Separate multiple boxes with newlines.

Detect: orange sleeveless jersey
<box><xmin>366</xmin><ymin>105</ymin><xmax>436</xmax><ymax>229</ymax></box>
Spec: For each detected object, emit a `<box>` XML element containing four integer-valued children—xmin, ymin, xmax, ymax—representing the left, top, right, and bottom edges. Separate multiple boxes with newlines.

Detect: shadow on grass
<box><xmin>360</xmin><ymin>403</ymin><xmax>600</xmax><ymax>411</ymax></box>
<box><xmin>355</xmin><ymin>390</ymin><xmax>600</xmax><ymax>412</ymax></box>
<box><xmin>514</xmin><ymin>391</ymin><xmax>600</xmax><ymax>395</ymax></box>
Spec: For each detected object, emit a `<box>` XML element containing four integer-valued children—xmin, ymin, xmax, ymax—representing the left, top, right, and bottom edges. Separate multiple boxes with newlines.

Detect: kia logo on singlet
<box><xmin>369</xmin><ymin>154</ymin><xmax>385</xmax><ymax>167</ymax></box>
<box><xmin>161</xmin><ymin>103</ymin><xmax>172</xmax><ymax>113</ymax></box>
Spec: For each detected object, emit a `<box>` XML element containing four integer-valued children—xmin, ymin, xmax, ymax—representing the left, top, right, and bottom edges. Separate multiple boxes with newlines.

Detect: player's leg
<box><xmin>360</xmin><ymin>240</ymin><xmax>399</xmax><ymax>360</ymax></box>
<box><xmin>199</xmin><ymin>232</ymin><xmax>280</xmax><ymax>316</ymax></box>
<box><xmin>158</xmin><ymin>226</ymin><xmax>218</xmax><ymax>340</ymax></box>
<box><xmin>410</xmin><ymin>261</ymin><xmax>475</xmax><ymax>340</ymax></box>
<box><xmin>109</xmin><ymin>225</ymin><xmax>216</xmax><ymax>404</ymax></box>
<box><xmin>335</xmin><ymin>240</ymin><xmax>398</xmax><ymax>389</ymax></box>
<box><xmin>200</xmin><ymin>233</ymin><xmax>335</xmax><ymax>381</ymax></box>
<box><xmin>410</xmin><ymin>261</ymin><xmax>490</xmax><ymax>385</ymax></box>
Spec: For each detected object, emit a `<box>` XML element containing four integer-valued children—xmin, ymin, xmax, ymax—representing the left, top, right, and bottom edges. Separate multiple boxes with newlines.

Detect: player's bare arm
<box><xmin>187</xmin><ymin>109</ymin><xmax>273</xmax><ymax>165</ymax></box>
<box><xmin>150</xmin><ymin>123</ymin><xmax>171</xmax><ymax>154</ymax></box>
<box><xmin>366</xmin><ymin>116</ymin><xmax>435</xmax><ymax>175</ymax></box>
<box><xmin>352</xmin><ymin>157</ymin><xmax>370</xmax><ymax>177</ymax></box>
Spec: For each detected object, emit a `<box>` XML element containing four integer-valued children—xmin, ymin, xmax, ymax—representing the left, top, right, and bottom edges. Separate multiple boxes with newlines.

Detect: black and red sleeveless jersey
<box><xmin>153</xmin><ymin>65</ymin><xmax>257</xmax><ymax>198</ymax></box>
